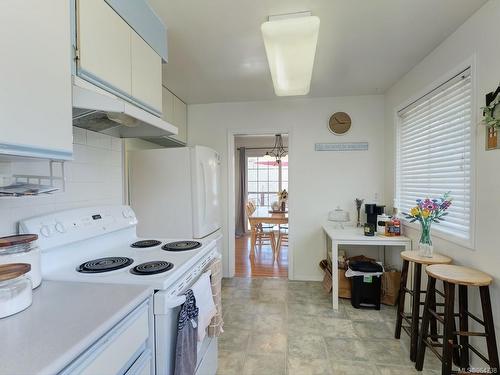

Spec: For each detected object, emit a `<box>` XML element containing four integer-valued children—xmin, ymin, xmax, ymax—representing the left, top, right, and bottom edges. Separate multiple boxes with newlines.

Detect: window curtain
<box><xmin>235</xmin><ymin>147</ymin><xmax>247</xmax><ymax>237</ymax></box>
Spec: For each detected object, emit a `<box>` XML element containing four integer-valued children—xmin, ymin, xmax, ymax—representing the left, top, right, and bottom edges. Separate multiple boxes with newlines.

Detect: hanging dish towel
<box><xmin>174</xmin><ymin>290</ymin><xmax>198</xmax><ymax>375</ymax></box>
<box><xmin>207</xmin><ymin>257</ymin><xmax>224</xmax><ymax>337</ymax></box>
<box><xmin>191</xmin><ymin>271</ymin><xmax>217</xmax><ymax>342</ymax></box>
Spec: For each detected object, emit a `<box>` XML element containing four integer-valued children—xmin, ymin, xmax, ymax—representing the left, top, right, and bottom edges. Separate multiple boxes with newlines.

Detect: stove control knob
<box><xmin>40</xmin><ymin>225</ymin><xmax>52</xmax><ymax>238</ymax></box>
<box><xmin>54</xmin><ymin>222</ymin><xmax>66</xmax><ymax>233</ymax></box>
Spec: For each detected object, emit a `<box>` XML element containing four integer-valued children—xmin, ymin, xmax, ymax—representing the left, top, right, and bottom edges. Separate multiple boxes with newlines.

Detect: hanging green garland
<box><xmin>481</xmin><ymin>92</ymin><xmax>500</xmax><ymax>128</ymax></box>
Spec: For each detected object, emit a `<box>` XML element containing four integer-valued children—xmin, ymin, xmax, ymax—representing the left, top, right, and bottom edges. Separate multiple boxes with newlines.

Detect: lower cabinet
<box><xmin>59</xmin><ymin>301</ymin><xmax>152</xmax><ymax>375</ymax></box>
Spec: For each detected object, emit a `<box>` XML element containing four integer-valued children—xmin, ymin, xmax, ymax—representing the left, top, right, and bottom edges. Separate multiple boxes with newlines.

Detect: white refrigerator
<box><xmin>128</xmin><ymin>145</ymin><xmax>222</xmax><ymax>240</ymax></box>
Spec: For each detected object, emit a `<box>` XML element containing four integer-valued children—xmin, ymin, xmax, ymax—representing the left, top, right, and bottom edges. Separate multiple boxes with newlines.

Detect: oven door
<box><xmin>153</xmin><ymin>253</ymin><xmax>219</xmax><ymax>375</ymax></box>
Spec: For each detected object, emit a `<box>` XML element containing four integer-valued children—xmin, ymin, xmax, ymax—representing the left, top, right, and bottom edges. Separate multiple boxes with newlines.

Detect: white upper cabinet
<box><xmin>161</xmin><ymin>87</ymin><xmax>187</xmax><ymax>144</ymax></box>
<box><xmin>172</xmin><ymin>96</ymin><xmax>187</xmax><ymax>144</ymax></box>
<box><xmin>0</xmin><ymin>0</ymin><xmax>73</xmax><ymax>160</ymax></box>
<box><xmin>131</xmin><ymin>32</ymin><xmax>162</xmax><ymax>113</ymax></box>
<box><xmin>76</xmin><ymin>0</ymin><xmax>164</xmax><ymax>115</ymax></box>
<box><xmin>162</xmin><ymin>87</ymin><xmax>175</xmax><ymax>124</ymax></box>
<box><xmin>77</xmin><ymin>0</ymin><xmax>132</xmax><ymax>96</ymax></box>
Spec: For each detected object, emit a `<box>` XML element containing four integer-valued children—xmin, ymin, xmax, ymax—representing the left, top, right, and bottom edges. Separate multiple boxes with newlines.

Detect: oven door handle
<box><xmin>154</xmin><ymin>270</ymin><xmax>213</xmax><ymax>313</ymax></box>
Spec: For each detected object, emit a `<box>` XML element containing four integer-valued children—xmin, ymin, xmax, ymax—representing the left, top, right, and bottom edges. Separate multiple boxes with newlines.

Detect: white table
<box><xmin>323</xmin><ymin>222</ymin><xmax>412</xmax><ymax>310</ymax></box>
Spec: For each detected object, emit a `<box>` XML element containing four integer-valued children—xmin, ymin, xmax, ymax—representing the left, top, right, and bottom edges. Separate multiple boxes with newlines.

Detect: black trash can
<box><xmin>348</xmin><ymin>261</ymin><xmax>383</xmax><ymax>310</ymax></box>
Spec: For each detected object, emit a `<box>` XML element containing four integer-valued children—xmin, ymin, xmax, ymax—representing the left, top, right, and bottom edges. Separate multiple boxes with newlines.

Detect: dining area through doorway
<box><xmin>234</xmin><ymin>134</ymin><xmax>289</xmax><ymax>278</ymax></box>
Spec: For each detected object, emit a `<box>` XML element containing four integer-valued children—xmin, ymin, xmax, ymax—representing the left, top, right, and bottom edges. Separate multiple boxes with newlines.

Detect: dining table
<box><xmin>248</xmin><ymin>206</ymin><xmax>288</xmax><ymax>257</ymax></box>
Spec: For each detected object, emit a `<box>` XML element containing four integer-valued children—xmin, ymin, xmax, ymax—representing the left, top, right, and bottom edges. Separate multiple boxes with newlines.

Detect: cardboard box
<box><xmin>381</xmin><ymin>270</ymin><xmax>401</xmax><ymax>306</ymax></box>
<box><xmin>338</xmin><ymin>268</ymin><xmax>352</xmax><ymax>299</ymax></box>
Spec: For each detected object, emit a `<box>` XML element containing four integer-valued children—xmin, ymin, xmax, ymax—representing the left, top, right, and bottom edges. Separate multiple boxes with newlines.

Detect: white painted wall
<box><xmin>384</xmin><ymin>0</ymin><xmax>500</xmax><ymax>351</ymax></box>
<box><xmin>188</xmin><ymin>95</ymin><xmax>385</xmax><ymax>280</ymax></box>
<box><xmin>0</xmin><ymin>127</ymin><xmax>124</xmax><ymax>235</ymax></box>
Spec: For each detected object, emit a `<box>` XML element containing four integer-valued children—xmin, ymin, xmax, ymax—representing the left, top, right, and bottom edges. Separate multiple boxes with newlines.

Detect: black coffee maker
<box><xmin>365</xmin><ymin>204</ymin><xmax>385</xmax><ymax>228</ymax></box>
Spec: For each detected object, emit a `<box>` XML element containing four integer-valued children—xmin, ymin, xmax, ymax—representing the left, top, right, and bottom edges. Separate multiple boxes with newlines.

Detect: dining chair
<box><xmin>245</xmin><ymin>202</ymin><xmax>276</xmax><ymax>257</ymax></box>
<box><xmin>275</xmin><ymin>224</ymin><xmax>288</xmax><ymax>261</ymax></box>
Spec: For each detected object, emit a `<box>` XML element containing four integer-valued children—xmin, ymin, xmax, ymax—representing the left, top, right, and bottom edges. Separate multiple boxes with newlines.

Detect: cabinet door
<box><xmin>77</xmin><ymin>0</ymin><xmax>132</xmax><ymax>95</ymax></box>
<box><xmin>131</xmin><ymin>31</ymin><xmax>162</xmax><ymax>113</ymax></box>
<box><xmin>172</xmin><ymin>96</ymin><xmax>187</xmax><ymax>144</ymax></box>
<box><xmin>0</xmin><ymin>0</ymin><xmax>73</xmax><ymax>159</ymax></box>
<box><xmin>162</xmin><ymin>87</ymin><xmax>174</xmax><ymax>124</ymax></box>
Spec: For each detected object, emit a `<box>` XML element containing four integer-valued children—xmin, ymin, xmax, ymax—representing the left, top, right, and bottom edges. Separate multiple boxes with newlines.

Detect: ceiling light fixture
<box><xmin>263</xmin><ymin>134</ymin><xmax>287</xmax><ymax>164</ymax></box>
<box><xmin>261</xmin><ymin>12</ymin><xmax>320</xmax><ymax>97</ymax></box>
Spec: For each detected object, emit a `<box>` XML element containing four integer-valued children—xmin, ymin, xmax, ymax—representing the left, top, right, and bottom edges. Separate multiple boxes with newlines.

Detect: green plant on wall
<box><xmin>481</xmin><ymin>92</ymin><xmax>500</xmax><ymax>128</ymax></box>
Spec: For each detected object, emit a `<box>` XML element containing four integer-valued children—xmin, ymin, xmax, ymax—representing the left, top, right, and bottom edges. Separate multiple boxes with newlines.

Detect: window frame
<box><xmin>394</xmin><ymin>59</ymin><xmax>477</xmax><ymax>250</ymax></box>
<box><xmin>246</xmin><ymin>151</ymin><xmax>287</xmax><ymax>209</ymax></box>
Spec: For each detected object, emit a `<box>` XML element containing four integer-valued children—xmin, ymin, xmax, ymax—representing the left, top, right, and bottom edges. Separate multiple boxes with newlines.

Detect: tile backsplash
<box><xmin>0</xmin><ymin>127</ymin><xmax>124</xmax><ymax>235</ymax></box>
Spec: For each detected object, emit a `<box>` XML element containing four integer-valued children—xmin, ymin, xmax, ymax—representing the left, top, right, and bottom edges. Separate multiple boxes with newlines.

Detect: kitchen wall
<box><xmin>189</xmin><ymin>95</ymin><xmax>385</xmax><ymax>280</ymax></box>
<box><xmin>384</xmin><ymin>0</ymin><xmax>500</xmax><ymax>351</ymax></box>
<box><xmin>0</xmin><ymin>127</ymin><xmax>124</xmax><ymax>235</ymax></box>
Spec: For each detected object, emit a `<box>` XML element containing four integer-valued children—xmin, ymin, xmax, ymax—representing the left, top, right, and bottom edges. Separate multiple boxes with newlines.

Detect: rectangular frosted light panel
<box><xmin>261</xmin><ymin>15</ymin><xmax>320</xmax><ymax>96</ymax></box>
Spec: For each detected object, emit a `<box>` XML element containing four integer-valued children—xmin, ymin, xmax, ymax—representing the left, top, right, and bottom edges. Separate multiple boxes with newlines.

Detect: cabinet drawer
<box><xmin>77</xmin><ymin>0</ymin><xmax>132</xmax><ymax>95</ymax></box>
<box><xmin>131</xmin><ymin>31</ymin><xmax>163</xmax><ymax>113</ymax></box>
<box><xmin>61</xmin><ymin>302</ymin><xmax>150</xmax><ymax>375</ymax></box>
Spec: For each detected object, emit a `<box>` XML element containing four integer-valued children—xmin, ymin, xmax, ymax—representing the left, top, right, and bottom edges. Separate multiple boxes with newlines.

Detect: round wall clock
<box><xmin>329</xmin><ymin>112</ymin><xmax>352</xmax><ymax>135</ymax></box>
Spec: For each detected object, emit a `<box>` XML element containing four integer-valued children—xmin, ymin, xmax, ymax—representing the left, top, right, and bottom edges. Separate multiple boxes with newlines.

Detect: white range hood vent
<box><xmin>72</xmin><ymin>77</ymin><xmax>177</xmax><ymax>140</ymax></box>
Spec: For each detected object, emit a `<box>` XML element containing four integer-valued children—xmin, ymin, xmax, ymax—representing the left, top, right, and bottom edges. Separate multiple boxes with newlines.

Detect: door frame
<box><xmin>226</xmin><ymin>128</ymin><xmax>293</xmax><ymax>279</ymax></box>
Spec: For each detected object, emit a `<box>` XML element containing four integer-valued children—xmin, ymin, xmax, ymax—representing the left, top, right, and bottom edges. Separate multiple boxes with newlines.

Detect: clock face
<box><xmin>329</xmin><ymin>112</ymin><xmax>352</xmax><ymax>135</ymax></box>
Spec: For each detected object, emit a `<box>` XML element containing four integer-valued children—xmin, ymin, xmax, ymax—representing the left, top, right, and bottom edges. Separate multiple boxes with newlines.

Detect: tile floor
<box><xmin>218</xmin><ymin>277</ymin><xmax>441</xmax><ymax>375</ymax></box>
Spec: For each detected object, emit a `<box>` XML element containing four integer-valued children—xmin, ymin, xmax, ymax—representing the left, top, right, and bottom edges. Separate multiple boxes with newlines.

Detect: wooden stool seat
<box><xmin>400</xmin><ymin>250</ymin><xmax>452</xmax><ymax>265</ymax></box>
<box><xmin>426</xmin><ymin>264</ymin><xmax>493</xmax><ymax>286</ymax></box>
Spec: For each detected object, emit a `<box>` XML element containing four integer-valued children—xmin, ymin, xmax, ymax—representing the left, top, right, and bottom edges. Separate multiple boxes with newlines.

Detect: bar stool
<box><xmin>395</xmin><ymin>251</ymin><xmax>453</xmax><ymax>362</ymax></box>
<box><xmin>416</xmin><ymin>264</ymin><xmax>499</xmax><ymax>375</ymax></box>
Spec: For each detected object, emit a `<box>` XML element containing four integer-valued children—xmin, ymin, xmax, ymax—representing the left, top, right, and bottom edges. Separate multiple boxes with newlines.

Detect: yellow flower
<box><xmin>410</xmin><ymin>207</ymin><xmax>420</xmax><ymax>217</ymax></box>
<box><xmin>422</xmin><ymin>209</ymin><xmax>430</xmax><ymax>219</ymax></box>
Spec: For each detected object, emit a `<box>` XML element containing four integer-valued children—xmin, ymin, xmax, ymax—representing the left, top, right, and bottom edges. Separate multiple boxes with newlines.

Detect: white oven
<box><xmin>153</xmin><ymin>249</ymin><xmax>219</xmax><ymax>375</ymax></box>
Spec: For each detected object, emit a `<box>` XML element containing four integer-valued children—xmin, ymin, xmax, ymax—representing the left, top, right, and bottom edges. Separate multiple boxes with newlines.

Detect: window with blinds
<box><xmin>396</xmin><ymin>67</ymin><xmax>473</xmax><ymax>241</ymax></box>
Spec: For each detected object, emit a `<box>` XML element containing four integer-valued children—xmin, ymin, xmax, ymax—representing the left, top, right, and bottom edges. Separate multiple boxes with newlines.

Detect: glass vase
<box><xmin>418</xmin><ymin>220</ymin><xmax>433</xmax><ymax>257</ymax></box>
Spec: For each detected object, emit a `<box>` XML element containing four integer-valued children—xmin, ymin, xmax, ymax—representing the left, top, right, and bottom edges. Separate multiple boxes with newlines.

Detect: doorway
<box><xmin>232</xmin><ymin>134</ymin><xmax>289</xmax><ymax>278</ymax></box>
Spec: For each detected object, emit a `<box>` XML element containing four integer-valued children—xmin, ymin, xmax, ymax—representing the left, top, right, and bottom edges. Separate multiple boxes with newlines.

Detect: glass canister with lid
<box><xmin>0</xmin><ymin>235</ymin><xmax>41</xmax><ymax>288</ymax></box>
<box><xmin>0</xmin><ymin>263</ymin><xmax>33</xmax><ymax>318</ymax></box>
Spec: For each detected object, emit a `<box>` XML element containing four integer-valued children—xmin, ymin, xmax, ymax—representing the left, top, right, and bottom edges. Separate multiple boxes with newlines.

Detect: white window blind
<box><xmin>396</xmin><ymin>67</ymin><xmax>472</xmax><ymax>241</ymax></box>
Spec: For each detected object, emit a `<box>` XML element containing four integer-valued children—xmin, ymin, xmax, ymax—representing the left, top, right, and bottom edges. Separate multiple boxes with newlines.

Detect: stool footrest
<box><xmin>423</xmin><ymin>339</ymin><xmax>443</xmax><ymax>361</ymax></box>
<box><xmin>428</xmin><ymin>309</ymin><xmax>445</xmax><ymax>324</ymax></box>
<box><xmin>466</xmin><ymin>311</ymin><xmax>485</xmax><ymax>326</ymax></box>
<box><xmin>466</xmin><ymin>344</ymin><xmax>491</xmax><ymax>366</ymax></box>
<box><xmin>455</xmin><ymin>331</ymin><xmax>487</xmax><ymax>337</ymax></box>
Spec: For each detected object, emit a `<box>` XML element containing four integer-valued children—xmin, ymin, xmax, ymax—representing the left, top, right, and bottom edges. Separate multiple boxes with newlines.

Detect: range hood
<box><xmin>72</xmin><ymin>77</ymin><xmax>177</xmax><ymax>141</ymax></box>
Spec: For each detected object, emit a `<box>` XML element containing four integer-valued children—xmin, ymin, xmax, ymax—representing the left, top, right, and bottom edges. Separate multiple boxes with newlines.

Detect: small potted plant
<box><xmin>481</xmin><ymin>91</ymin><xmax>500</xmax><ymax>149</ymax></box>
<box><xmin>403</xmin><ymin>192</ymin><xmax>452</xmax><ymax>257</ymax></box>
<box><xmin>278</xmin><ymin>189</ymin><xmax>288</xmax><ymax>211</ymax></box>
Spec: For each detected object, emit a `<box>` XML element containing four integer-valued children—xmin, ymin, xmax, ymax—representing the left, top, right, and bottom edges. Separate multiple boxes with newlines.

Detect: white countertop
<box><xmin>322</xmin><ymin>222</ymin><xmax>412</xmax><ymax>244</ymax></box>
<box><xmin>0</xmin><ymin>281</ymin><xmax>152</xmax><ymax>375</ymax></box>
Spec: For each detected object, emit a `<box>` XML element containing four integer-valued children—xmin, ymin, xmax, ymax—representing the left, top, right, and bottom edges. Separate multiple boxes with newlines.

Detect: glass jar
<box><xmin>0</xmin><ymin>265</ymin><xmax>33</xmax><ymax>318</ymax></box>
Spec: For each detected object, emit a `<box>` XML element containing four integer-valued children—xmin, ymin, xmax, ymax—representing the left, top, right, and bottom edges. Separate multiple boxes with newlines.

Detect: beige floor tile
<box><xmin>219</xmin><ymin>278</ymin><xmax>439</xmax><ymax>375</ymax></box>
<box><xmin>288</xmin><ymin>334</ymin><xmax>328</xmax><ymax>360</ymax></box>
<box><xmin>247</xmin><ymin>332</ymin><xmax>287</xmax><ymax>354</ymax></box>
<box><xmin>287</xmin><ymin>356</ymin><xmax>331</xmax><ymax>375</ymax></box>
<box><xmin>252</xmin><ymin>313</ymin><xmax>287</xmax><ymax>334</ymax></box>
<box><xmin>219</xmin><ymin>328</ymin><xmax>251</xmax><ymax>351</ymax></box>
<box><xmin>261</xmin><ymin>278</ymin><xmax>289</xmax><ymax>290</ymax></box>
<box><xmin>243</xmin><ymin>353</ymin><xmax>286</xmax><ymax>375</ymax></box>
<box><xmin>376</xmin><ymin>364</ymin><xmax>439</xmax><ymax>375</ymax></box>
<box><xmin>330</xmin><ymin>360</ymin><xmax>380</xmax><ymax>375</ymax></box>
<box><xmin>259</xmin><ymin>288</ymin><xmax>288</xmax><ymax>302</ymax></box>
<box><xmin>352</xmin><ymin>320</ymin><xmax>394</xmax><ymax>339</ymax></box>
<box><xmin>324</xmin><ymin>338</ymin><xmax>371</xmax><ymax>362</ymax></box>
<box><xmin>217</xmin><ymin>350</ymin><xmax>246</xmax><ymax>375</ymax></box>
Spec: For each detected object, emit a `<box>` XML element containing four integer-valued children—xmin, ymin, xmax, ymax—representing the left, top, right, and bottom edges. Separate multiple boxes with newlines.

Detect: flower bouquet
<box><xmin>403</xmin><ymin>192</ymin><xmax>452</xmax><ymax>257</ymax></box>
<box><xmin>278</xmin><ymin>189</ymin><xmax>288</xmax><ymax>211</ymax></box>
